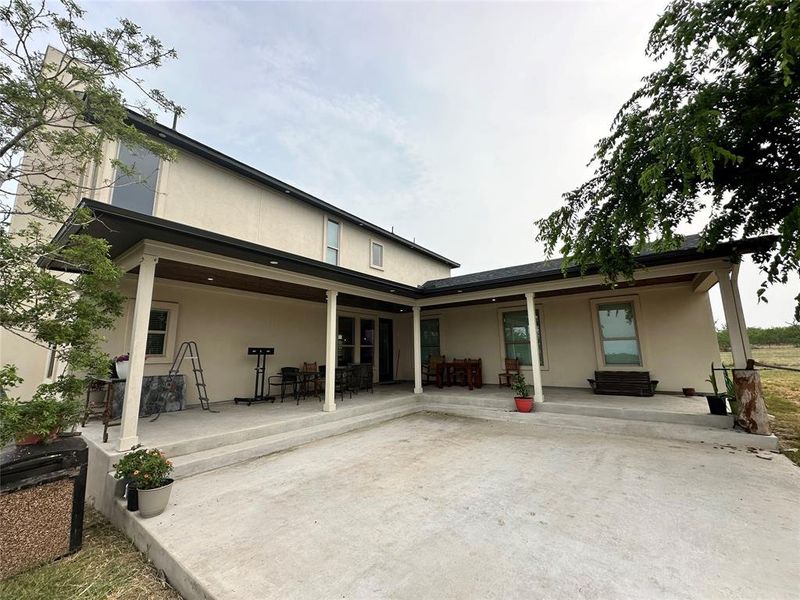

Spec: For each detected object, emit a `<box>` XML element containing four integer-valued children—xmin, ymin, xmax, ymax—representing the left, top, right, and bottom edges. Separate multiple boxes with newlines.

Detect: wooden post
<box><xmin>732</xmin><ymin>366</ymin><xmax>771</xmax><ymax>435</ymax></box>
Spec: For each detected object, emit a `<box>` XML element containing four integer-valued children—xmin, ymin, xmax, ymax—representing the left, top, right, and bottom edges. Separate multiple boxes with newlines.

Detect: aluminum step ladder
<box><xmin>168</xmin><ymin>341</ymin><xmax>217</xmax><ymax>413</ymax></box>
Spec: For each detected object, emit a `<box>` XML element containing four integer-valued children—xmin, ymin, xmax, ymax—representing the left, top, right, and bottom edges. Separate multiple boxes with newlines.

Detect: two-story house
<box><xmin>3</xmin><ymin>53</ymin><xmax>763</xmax><ymax>457</ymax></box>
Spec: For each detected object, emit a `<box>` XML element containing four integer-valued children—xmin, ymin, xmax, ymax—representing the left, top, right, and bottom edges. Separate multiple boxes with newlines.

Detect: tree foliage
<box><xmin>0</xmin><ymin>0</ymin><xmax>182</xmax><ymax>403</ymax></box>
<box><xmin>535</xmin><ymin>0</ymin><xmax>800</xmax><ymax>319</ymax></box>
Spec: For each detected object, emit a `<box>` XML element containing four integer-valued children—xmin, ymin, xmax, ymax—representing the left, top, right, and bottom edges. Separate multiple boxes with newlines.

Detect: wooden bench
<box><xmin>587</xmin><ymin>371</ymin><xmax>659</xmax><ymax>397</ymax></box>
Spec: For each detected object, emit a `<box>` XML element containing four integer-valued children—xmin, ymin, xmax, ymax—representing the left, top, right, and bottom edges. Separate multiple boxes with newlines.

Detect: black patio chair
<box><xmin>268</xmin><ymin>367</ymin><xmax>301</xmax><ymax>404</ymax></box>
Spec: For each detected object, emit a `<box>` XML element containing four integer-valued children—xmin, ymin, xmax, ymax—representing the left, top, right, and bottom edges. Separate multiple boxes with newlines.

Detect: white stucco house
<box><xmin>2</xmin><ymin>99</ymin><xmax>766</xmax><ymax>456</ymax></box>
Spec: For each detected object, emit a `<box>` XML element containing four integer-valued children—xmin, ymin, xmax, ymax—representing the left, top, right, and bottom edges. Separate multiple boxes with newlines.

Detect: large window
<box><xmin>337</xmin><ymin>315</ymin><xmax>355</xmax><ymax>366</ymax></box>
<box><xmin>502</xmin><ymin>310</ymin><xmax>544</xmax><ymax>366</ymax></box>
<box><xmin>420</xmin><ymin>318</ymin><xmax>440</xmax><ymax>361</ymax></box>
<box><xmin>112</xmin><ymin>143</ymin><xmax>160</xmax><ymax>214</ymax></box>
<box><xmin>146</xmin><ymin>309</ymin><xmax>170</xmax><ymax>357</ymax></box>
<box><xmin>326</xmin><ymin>218</ymin><xmax>341</xmax><ymax>265</ymax></box>
<box><xmin>596</xmin><ymin>301</ymin><xmax>642</xmax><ymax>365</ymax></box>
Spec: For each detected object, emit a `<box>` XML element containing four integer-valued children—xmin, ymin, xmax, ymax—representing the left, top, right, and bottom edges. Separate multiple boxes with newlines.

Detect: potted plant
<box><xmin>115</xmin><ymin>446</ymin><xmax>174</xmax><ymax>518</ymax></box>
<box><xmin>681</xmin><ymin>387</ymin><xmax>696</xmax><ymax>397</ymax></box>
<box><xmin>114</xmin><ymin>445</ymin><xmax>146</xmax><ymax>511</ymax></box>
<box><xmin>114</xmin><ymin>354</ymin><xmax>130</xmax><ymax>380</ymax></box>
<box><xmin>512</xmin><ymin>373</ymin><xmax>534</xmax><ymax>413</ymax></box>
<box><xmin>704</xmin><ymin>363</ymin><xmax>728</xmax><ymax>416</ymax></box>
<box><xmin>0</xmin><ymin>395</ymin><xmax>82</xmax><ymax>446</ymax></box>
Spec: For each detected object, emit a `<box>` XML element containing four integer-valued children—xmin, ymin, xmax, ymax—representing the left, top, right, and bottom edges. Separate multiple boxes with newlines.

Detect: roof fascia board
<box><xmin>140</xmin><ymin>240</ymin><xmax>414</xmax><ymax>306</ymax></box>
<box><xmin>127</xmin><ymin>112</ymin><xmax>460</xmax><ymax>268</ymax></box>
<box><xmin>416</xmin><ymin>257</ymin><xmax>733</xmax><ymax>307</ymax></box>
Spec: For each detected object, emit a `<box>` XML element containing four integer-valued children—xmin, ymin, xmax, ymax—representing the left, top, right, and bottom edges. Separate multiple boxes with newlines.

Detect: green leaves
<box><xmin>1</xmin><ymin>0</ymin><xmax>181</xmax><ymax>404</ymax></box>
<box><xmin>535</xmin><ymin>0</ymin><xmax>800</xmax><ymax>319</ymax></box>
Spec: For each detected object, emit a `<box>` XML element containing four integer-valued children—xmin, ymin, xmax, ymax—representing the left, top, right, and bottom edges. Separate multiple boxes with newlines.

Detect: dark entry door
<box><xmin>378</xmin><ymin>318</ymin><xmax>394</xmax><ymax>382</ymax></box>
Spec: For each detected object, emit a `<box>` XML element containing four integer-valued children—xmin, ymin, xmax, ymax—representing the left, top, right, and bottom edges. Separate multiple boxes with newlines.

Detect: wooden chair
<box><xmin>498</xmin><ymin>358</ymin><xmax>520</xmax><ymax>387</ymax></box>
<box><xmin>422</xmin><ymin>355</ymin><xmax>445</xmax><ymax>385</ymax></box>
<box><xmin>301</xmin><ymin>362</ymin><xmax>321</xmax><ymax>399</ymax></box>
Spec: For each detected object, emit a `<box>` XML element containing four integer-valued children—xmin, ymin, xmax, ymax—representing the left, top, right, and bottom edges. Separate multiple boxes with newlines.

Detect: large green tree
<box><xmin>0</xmin><ymin>0</ymin><xmax>182</xmax><ymax>404</ymax></box>
<box><xmin>536</xmin><ymin>0</ymin><xmax>799</xmax><ymax>319</ymax></box>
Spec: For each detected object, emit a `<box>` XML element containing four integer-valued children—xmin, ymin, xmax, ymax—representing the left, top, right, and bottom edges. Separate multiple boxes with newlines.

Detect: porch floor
<box><xmin>81</xmin><ymin>384</ymin><xmax>712</xmax><ymax>454</ymax></box>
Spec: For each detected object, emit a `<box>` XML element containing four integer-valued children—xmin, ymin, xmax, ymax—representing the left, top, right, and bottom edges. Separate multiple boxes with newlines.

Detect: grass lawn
<box><xmin>0</xmin><ymin>507</ymin><xmax>181</xmax><ymax>600</ymax></box>
<box><xmin>721</xmin><ymin>345</ymin><xmax>800</xmax><ymax>466</ymax></box>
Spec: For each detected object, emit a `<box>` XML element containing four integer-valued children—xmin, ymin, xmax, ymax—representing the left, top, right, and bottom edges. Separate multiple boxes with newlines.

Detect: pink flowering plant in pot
<box><xmin>113</xmin><ymin>354</ymin><xmax>130</xmax><ymax>380</ymax></box>
<box><xmin>114</xmin><ymin>446</ymin><xmax>174</xmax><ymax>518</ymax></box>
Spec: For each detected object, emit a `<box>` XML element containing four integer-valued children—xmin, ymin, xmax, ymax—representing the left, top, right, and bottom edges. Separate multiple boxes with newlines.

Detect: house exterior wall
<box><xmin>431</xmin><ymin>282</ymin><xmax>720</xmax><ymax>393</ymax></box>
<box><xmin>90</xmin><ymin>143</ymin><xmax>451</xmax><ymax>287</ymax></box>
<box><xmin>103</xmin><ymin>276</ymin><xmax>414</xmax><ymax>406</ymax></box>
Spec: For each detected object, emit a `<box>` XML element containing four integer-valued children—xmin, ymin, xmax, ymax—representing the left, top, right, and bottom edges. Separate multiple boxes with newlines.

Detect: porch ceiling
<box><xmin>420</xmin><ymin>273</ymin><xmax>696</xmax><ymax>311</ymax></box>
<box><xmin>149</xmin><ymin>259</ymin><xmax>412</xmax><ymax>313</ymax></box>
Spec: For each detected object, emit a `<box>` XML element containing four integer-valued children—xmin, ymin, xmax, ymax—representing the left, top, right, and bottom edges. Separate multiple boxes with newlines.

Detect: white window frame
<box><xmin>497</xmin><ymin>305</ymin><xmax>549</xmax><ymax>371</ymax></box>
<box><xmin>124</xmin><ymin>300</ymin><xmax>179</xmax><ymax>365</ymax></box>
<box><xmin>370</xmin><ymin>239</ymin><xmax>384</xmax><ymax>270</ymax></box>
<box><xmin>324</xmin><ymin>216</ymin><xmax>341</xmax><ymax>266</ymax></box>
<box><xmin>110</xmin><ymin>141</ymin><xmax>162</xmax><ymax>215</ymax></box>
<box><xmin>590</xmin><ymin>295</ymin><xmax>646</xmax><ymax>370</ymax></box>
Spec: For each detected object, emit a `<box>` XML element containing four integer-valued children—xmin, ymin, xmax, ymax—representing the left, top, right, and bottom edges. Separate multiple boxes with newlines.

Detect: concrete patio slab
<box><xmin>112</xmin><ymin>413</ymin><xmax>799</xmax><ymax>600</ymax></box>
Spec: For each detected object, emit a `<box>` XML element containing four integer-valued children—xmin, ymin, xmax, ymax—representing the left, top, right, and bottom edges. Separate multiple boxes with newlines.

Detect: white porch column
<box><xmin>117</xmin><ymin>254</ymin><xmax>158</xmax><ymax>451</ymax></box>
<box><xmin>323</xmin><ymin>290</ymin><xmax>338</xmax><ymax>412</ymax></box>
<box><xmin>730</xmin><ymin>264</ymin><xmax>752</xmax><ymax>358</ymax></box>
<box><xmin>715</xmin><ymin>266</ymin><xmax>748</xmax><ymax>368</ymax></box>
<box><xmin>412</xmin><ymin>306</ymin><xmax>423</xmax><ymax>394</ymax></box>
<box><xmin>525</xmin><ymin>292</ymin><xmax>544</xmax><ymax>402</ymax></box>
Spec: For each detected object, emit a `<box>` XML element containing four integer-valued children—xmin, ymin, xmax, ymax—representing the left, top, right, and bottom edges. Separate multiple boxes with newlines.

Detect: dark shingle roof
<box><xmin>420</xmin><ymin>234</ymin><xmax>773</xmax><ymax>293</ymax></box>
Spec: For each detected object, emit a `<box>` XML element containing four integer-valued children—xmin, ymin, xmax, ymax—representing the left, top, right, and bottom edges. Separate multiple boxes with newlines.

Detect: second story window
<box><xmin>326</xmin><ymin>218</ymin><xmax>340</xmax><ymax>265</ymax></box>
<box><xmin>112</xmin><ymin>143</ymin><xmax>160</xmax><ymax>215</ymax></box>
<box><xmin>370</xmin><ymin>241</ymin><xmax>384</xmax><ymax>269</ymax></box>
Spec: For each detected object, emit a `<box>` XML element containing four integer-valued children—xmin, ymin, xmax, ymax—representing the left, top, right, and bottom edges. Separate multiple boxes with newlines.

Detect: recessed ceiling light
<box><xmin>399</xmin><ymin>309</ymin><xmax>404</xmax><ymax>312</ymax></box>
<box><xmin>158</xmin><ymin>133</ymin><xmax>166</xmax><ymax>139</ymax></box>
<box><xmin>491</xmin><ymin>298</ymin><xmax>496</xmax><ymax>302</ymax></box>
<box><xmin>207</xmin><ymin>277</ymin><xmax>214</xmax><ymax>281</ymax></box>
<box><xmin>284</xmin><ymin>189</ymin><xmax>291</xmax><ymax>194</ymax></box>
<box><xmin>269</xmin><ymin>260</ymin><xmax>278</xmax><ymax>265</ymax></box>
<box><xmin>389</xmin><ymin>289</ymin><xmax>396</xmax><ymax>293</ymax></box>
<box><xmin>457</xmin><ymin>290</ymin><xmax>463</xmax><ymax>293</ymax></box>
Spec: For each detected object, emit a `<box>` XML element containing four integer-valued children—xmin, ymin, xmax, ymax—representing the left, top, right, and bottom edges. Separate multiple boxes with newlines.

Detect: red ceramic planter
<box><xmin>514</xmin><ymin>397</ymin><xmax>534</xmax><ymax>413</ymax></box>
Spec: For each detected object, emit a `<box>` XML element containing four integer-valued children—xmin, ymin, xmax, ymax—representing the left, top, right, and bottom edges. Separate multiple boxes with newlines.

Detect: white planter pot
<box><xmin>115</xmin><ymin>360</ymin><xmax>130</xmax><ymax>380</ymax></box>
<box><xmin>137</xmin><ymin>479</ymin><xmax>174</xmax><ymax>518</ymax></box>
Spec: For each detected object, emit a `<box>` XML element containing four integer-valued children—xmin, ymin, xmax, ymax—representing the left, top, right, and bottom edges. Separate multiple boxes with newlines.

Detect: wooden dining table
<box><xmin>435</xmin><ymin>359</ymin><xmax>483</xmax><ymax>390</ymax></box>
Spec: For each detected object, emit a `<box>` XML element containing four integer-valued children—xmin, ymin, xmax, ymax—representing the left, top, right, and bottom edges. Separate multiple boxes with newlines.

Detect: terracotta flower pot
<box><xmin>514</xmin><ymin>397</ymin><xmax>534</xmax><ymax>413</ymax></box>
<box><xmin>15</xmin><ymin>433</ymin><xmax>45</xmax><ymax>445</ymax></box>
<box><xmin>137</xmin><ymin>479</ymin><xmax>174</xmax><ymax>518</ymax></box>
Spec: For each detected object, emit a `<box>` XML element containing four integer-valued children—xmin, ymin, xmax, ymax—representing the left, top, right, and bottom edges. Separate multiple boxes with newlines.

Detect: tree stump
<box><xmin>732</xmin><ymin>369</ymin><xmax>771</xmax><ymax>435</ymax></box>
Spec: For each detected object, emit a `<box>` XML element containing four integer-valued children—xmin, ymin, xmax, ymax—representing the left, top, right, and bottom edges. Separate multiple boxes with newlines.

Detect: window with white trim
<box><xmin>325</xmin><ymin>218</ymin><xmax>341</xmax><ymax>265</ymax></box>
<box><xmin>112</xmin><ymin>143</ymin><xmax>160</xmax><ymax>215</ymax></box>
<box><xmin>146</xmin><ymin>309</ymin><xmax>170</xmax><ymax>357</ymax></box>
<box><xmin>420</xmin><ymin>318</ymin><xmax>440</xmax><ymax>361</ymax></box>
<box><xmin>595</xmin><ymin>301</ymin><xmax>642</xmax><ymax>366</ymax></box>
<box><xmin>502</xmin><ymin>309</ymin><xmax>544</xmax><ymax>367</ymax></box>
<box><xmin>370</xmin><ymin>241</ymin><xmax>384</xmax><ymax>269</ymax></box>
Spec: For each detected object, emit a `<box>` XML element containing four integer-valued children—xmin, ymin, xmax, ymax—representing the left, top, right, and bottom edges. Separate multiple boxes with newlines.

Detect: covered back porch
<box><xmin>56</xmin><ymin>201</ymin><xmax>755</xmax><ymax>455</ymax></box>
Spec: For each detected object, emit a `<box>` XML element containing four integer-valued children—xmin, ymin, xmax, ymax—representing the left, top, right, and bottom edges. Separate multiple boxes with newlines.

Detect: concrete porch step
<box><xmin>534</xmin><ymin>400</ymin><xmax>734</xmax><ymax>429</ymax></box>
<box><xmin>422</xmin><ymin>403</ymin><xmax>779</xmax><ymax>451</ymax></box>
<box><xmin>156</xmin><ymin>395</ymin><xmax>420</xmax><ymax>458</ymax></box>
<box><xmin>171</xmin><ymin>403</ymin><xmax>419</xmax><ymax>479</ymax></box>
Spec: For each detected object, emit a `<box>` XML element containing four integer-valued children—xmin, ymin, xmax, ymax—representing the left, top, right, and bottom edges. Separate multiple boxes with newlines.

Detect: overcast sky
<box><xmin>80</xmin><ymin>0</ymin><xmax>797</xmax><ymax>327</ymax></box>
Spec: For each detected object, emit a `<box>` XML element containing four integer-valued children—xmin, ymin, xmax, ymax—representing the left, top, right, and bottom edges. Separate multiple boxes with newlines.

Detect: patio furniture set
<box><xmin>261</xmin><ymin>362</ymin><xmax>375</xmax><ymax>405</ymax></box>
